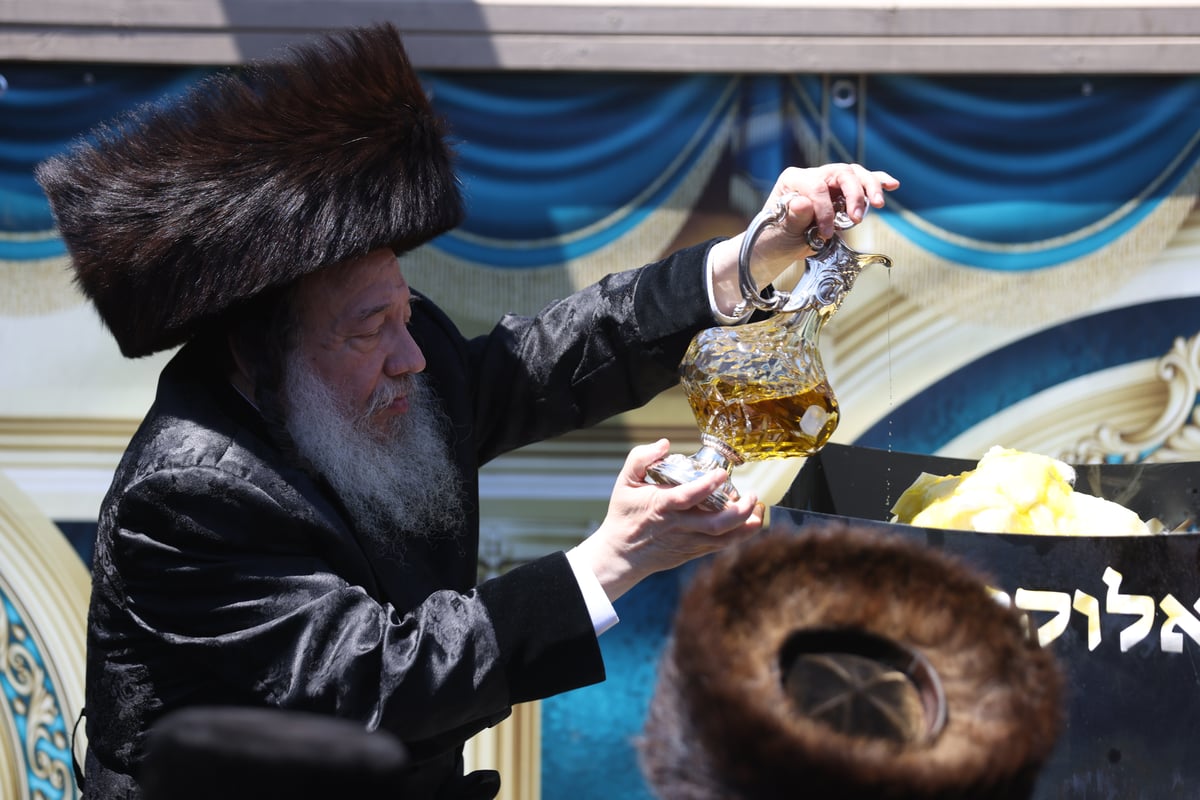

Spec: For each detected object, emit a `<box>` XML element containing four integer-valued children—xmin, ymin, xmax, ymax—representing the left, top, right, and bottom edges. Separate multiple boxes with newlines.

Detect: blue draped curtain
<box><xmin>0</xmin><ymin>64</ymin><xmax>206</xmax><ymax>264</ymax></box>
<box><xmin>424</xmin><ymin>72</ymin><xmax>740</xmax><ymax>267</ymax></box>
<box><xmin>791</xmin><ymin>74</ymin><xmax>1200</xmax><ymax>270</ymax></box>
<box><xmin>5</xmin><ymin>66</ymin><xmax>1197</xmax><ymax>276</ymax></box>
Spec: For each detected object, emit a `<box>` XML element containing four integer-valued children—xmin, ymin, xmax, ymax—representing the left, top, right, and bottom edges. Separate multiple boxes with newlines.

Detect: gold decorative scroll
<box><xmin>1061</xmin><ymin>331</ymin><xmax>1200</xmax><ymax>464</ymax></box>
<box><xmin>0</xmin><ymin>471</ymin><xmax>89</xmax><ymax>800</ymax></box>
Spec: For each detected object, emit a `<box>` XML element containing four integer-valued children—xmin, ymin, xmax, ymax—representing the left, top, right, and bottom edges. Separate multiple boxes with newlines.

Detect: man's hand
<box><xmin>573</xmin><ymin>439</ymin><xmax>765</xmax><ymax>603</ymax></box>
<box><xmin>709</xmin><ymin>163</ymin><xmax>900</xmax><ymax>318</ymax></box>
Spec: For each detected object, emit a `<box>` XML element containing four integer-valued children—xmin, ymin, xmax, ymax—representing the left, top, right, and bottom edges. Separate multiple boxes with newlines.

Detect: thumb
<box><xmin>623</xmin><ymin>438</ymin><xmax>673</xmax><ymax>482</ymax></box>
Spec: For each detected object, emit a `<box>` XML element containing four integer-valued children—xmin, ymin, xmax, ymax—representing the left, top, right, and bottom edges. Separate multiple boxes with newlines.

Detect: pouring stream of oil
<box><xmin>885</xmin><ymin>263</ymin><xmax>894</xmax><ymax>512</ymax></box>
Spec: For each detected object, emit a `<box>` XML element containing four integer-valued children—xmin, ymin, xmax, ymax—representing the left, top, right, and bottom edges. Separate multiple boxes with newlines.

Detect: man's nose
<box><xmin>385</xmin><ymin>326</ymin><xmax>426</xmax><ymax>376</ymax></box>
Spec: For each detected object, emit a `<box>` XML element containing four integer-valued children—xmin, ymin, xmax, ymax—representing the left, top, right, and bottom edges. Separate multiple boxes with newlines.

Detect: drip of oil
<box><xmin>885</xmin><ymin>260</ymin><xmax>894</xmax><ymax>512</ymax></box>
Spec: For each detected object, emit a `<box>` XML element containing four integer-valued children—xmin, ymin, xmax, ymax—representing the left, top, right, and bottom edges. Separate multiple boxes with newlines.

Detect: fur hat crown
<box><xmin>640</xmin><ymin>523</ymin><xmax>1065</xmax><ymax>800</ymax></box>
<box><xmin>36</xmin><ymin>23</ymin><xmax>463</xmax><ymax>357</ymax></box>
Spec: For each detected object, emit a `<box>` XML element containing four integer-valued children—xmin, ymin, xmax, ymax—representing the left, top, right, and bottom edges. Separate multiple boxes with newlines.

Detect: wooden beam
<box><xmin>0</xmin><ymin>1</ymin><xmax>1198</xmax><ymax>72</ymax></box>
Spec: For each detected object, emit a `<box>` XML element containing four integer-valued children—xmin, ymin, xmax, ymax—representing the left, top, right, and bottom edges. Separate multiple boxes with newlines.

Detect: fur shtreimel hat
<box><xmin>639</xmin><ymin>522</ymin><xmax>1064</xmax><ymax>800</ymax></box>
<box><xmin>36</xmin><ymin>23</ymin><xmax>462</xmax><ymax>358</ymax></box>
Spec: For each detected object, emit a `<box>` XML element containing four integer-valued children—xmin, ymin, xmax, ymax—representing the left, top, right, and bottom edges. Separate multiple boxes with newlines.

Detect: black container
<box><xmin>776</xmin><ymin>443</ymin><xmax>1200</xmax><ymax>799</ymax></box>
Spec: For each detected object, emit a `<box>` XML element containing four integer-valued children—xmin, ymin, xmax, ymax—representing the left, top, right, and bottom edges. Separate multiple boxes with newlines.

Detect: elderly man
<box><xmin>37</xmin><ymin>23</ymin><xmax>897</xmax><ymax>800</ymax></box>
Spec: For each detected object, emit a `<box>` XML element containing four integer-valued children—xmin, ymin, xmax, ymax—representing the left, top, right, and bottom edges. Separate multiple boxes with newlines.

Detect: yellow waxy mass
<box><xmin>891</xmin><ymin>446</ymin><xmax>1151</xmax><ymax>536</ymax></box>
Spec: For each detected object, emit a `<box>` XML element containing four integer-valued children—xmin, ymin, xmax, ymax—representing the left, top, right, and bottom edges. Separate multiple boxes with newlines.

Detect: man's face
<box><xmin>291</xmin><ymin>247</ymin><xmax>426</xmax><ymax>433</ymax></box>
<box><xmin>281</xmin><ymin>247</ymin><xmax>465</xmax><ymax>550</ymax></box>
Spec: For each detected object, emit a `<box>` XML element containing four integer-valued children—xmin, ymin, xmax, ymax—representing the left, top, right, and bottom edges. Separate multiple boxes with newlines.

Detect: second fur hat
<box><xmin>639</xmin><ymin>521</ymin><xmax>1064</xmax><ymax>800</ymax></box>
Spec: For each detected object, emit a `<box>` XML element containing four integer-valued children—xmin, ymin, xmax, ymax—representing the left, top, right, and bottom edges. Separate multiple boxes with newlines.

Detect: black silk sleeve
<box><xmin>105</xmin><ymin>462</ymin><xmax>603</xmax><ymax>757</ymax></box>
<box><xmin>413</xmin><ymin>239</ymin><xmax>718</xmax><ymax>466</ymax></box>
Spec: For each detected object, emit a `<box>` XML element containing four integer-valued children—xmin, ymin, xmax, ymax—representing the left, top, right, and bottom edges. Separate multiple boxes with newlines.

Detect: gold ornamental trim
<box><xmin>0</xmin><ymin>471</ymin><xmax>89</xmax><ymax>799</ymax></box>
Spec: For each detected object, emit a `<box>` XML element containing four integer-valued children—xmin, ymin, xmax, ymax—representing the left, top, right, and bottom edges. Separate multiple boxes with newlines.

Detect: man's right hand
<box><xmin>572</xmin><ymin>439</ymin><xmax>765</xmax><ymax>603</ymax></box>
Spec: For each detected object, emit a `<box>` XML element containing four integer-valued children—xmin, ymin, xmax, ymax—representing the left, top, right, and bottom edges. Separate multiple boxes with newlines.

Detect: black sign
<box><xmin>776</xmin><ymin>443</ymin><xmax>1200</xmax><ymax>798</ymax></box>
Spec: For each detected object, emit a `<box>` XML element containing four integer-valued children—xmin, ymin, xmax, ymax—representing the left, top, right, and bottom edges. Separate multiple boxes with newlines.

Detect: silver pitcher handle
<box><xmin>734</xmin><ymin>193</ymin><xmax>856</xmax><ymax>318</ymax></box>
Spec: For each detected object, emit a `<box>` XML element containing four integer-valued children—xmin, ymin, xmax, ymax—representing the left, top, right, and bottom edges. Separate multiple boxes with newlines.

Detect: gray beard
<box><xmin>281</xmin><ymin>354</ymin><xmax>466</xmax><ymax>560</ymax></box>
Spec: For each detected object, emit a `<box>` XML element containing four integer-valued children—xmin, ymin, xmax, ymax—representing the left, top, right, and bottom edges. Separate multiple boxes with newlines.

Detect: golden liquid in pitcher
<box><xmin>686</xmin><ymin>376</ymin><xmax>840</xmax><ymax>462</ymax></box>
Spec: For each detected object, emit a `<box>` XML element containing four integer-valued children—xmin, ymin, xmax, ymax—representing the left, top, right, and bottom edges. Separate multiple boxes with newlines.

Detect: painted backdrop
<box><xmin>2</xmin><ymin>65</ymin><xmax>1198</xmax><ymax>799</ymax></box>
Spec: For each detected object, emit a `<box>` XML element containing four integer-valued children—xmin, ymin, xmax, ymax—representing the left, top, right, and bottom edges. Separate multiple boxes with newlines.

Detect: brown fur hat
<box><xmin>639</xmin><ymin>521</ymin><xmax>1064</xmax><ymax>800</ymax></box>
<box><xmin>35</xmin><ymin>23</ymin><xmax>462</xmax><ymax>358</ymax></box>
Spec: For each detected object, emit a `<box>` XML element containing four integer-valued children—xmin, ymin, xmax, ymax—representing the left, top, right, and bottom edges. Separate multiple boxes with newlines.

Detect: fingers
<box><xmin>680</xmin><ymin>491</ymin><xmax>765</xmax><ymax>556</ymax></box>
<box><xmin>834</xmin><ymin>164</ymin><xmax>900</xmax><ymax>223</ymax></box>
<box><xmin>619</xmin><ymin>440</ymin><xmax>764</xmax><ymax>533</ymax></box>
<box><xmin>776</xmin><ymin>163</ymin><xmax>899</xmax><ymax>239</ymax></box>
<box><xmin>663</xmin><ymin>466</ymin><xmax>736</xmax><ymax>511</ymax></box>
<box><xmin>660</xmin><ymin>469</ymin><xmax>763</xmax><ymax>537</ymax></box>
<box><xmin>592</xmin><ymin>445</ymin><xmax>767</xmax><ymax>598</ymax></box>
<box><xmin>708</xmin><ymin>493</ymin><xmax>765</xmax><ymax>535</ymax></box>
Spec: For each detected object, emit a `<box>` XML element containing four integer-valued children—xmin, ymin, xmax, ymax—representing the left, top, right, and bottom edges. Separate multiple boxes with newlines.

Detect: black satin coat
<box><xmin>81</xmin><ymin>241</ymin><xmax>719</xmax><ymax>799</ymax></box>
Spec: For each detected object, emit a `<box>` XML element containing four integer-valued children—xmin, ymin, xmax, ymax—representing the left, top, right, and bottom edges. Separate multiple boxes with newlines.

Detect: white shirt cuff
<box><xmin>706</xmin><ymin>247</ymin><xmax>753</xmax><ymax>325</ymax></box>
<box><xmin>565</xmin><ymin>546</ymin><xmax>619</xmax><ymax>636</ymax></box>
